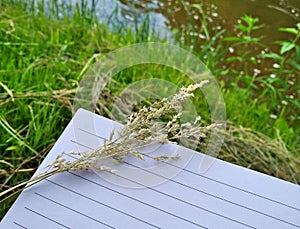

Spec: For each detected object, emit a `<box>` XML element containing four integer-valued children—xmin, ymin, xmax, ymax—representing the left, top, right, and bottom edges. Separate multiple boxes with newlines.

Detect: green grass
<box><xmin>0</xmin><ymin>0</ymin><xmax>299</xmax><ymax>219</ymax></box>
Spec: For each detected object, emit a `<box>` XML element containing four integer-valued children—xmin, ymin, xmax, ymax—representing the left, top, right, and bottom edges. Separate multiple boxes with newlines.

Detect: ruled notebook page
<box><xmin>1</xmin><ymin>108</ymin><xmax>300</xmax><ymax>229</ymax></box>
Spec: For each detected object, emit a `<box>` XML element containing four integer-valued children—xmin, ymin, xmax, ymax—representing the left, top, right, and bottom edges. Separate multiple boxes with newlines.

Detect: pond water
<box><xmin>43</xmin><ymin>0</ymin><xmax>299</xmax><ymax>47</ymax></box>
<box><xmin>95</xmin><ymin>0</ymin><xmax>300</xmax><ymax>47</ymax></box>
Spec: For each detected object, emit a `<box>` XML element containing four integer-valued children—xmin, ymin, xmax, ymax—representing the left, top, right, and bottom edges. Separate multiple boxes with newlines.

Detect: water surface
<box><xmin>115</xmin><ymin>0</ymin><xmax>300</xmax><ymax>47</ymax></box>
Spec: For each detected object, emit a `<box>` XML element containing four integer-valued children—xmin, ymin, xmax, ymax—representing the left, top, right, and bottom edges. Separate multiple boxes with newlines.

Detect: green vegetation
<box><xmin>0</xmin><ymin>0</ymin><xmax>299</xmax><ymax>218</ymax></box>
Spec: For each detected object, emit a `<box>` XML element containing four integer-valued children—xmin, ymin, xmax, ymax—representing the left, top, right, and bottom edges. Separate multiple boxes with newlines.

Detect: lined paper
<box><xmin>1</xmin><ymin>108</ymin><xmax>300</xmax><ymax>229</ymax></box>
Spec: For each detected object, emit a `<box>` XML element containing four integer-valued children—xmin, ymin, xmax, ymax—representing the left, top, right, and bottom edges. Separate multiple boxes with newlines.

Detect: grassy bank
<box><xmin>0</xmin><ymin>0</ymin><xmax>299</xmax><ymax>218</ymax></box>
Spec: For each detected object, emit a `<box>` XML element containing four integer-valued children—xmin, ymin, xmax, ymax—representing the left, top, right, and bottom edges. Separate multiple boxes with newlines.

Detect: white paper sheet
<box><xmin>1</xmin><ymin>108</ymin><xmax>300</xmax><ymax>229</ymax></box>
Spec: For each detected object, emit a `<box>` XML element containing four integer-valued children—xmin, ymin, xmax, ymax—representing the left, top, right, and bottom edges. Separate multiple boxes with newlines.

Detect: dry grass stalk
<box><xmin>218</xmin><ymin>123</ymin><xmax>300</xmax><ymax>184</ymax></box>
<box><xmin>0</xmin><ymin>81</ymin><xmax>219</xmax><ymax>204</ymax></box>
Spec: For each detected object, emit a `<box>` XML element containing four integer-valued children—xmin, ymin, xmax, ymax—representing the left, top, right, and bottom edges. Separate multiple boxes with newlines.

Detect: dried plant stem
<box><xmin>0</xmin><ymin>81</ymin><xmax>217</xmax><ymax>205</ymax></box>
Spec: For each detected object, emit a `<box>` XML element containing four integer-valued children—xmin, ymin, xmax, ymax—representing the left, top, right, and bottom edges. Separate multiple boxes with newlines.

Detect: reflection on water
<box><xmin>116</xmin><ymin>0</ymin><xmax>299</xmax><ymax>46</ymax></box>
<box><xmin>41</xmin><ymin>0</ymin><xmax>299</xmax><ymax>46</ymax></box>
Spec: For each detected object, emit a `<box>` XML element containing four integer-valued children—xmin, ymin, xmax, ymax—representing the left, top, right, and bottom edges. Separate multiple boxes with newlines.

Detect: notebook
<box><xmin>1</xmin><ymin>108</ymin><xmax>300</xmax><ymax>229</ymax></box>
